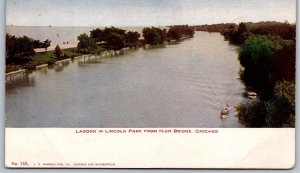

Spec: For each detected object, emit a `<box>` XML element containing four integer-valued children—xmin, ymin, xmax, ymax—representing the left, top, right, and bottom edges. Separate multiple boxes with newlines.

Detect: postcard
<box><xmin>5</xmin><ymin>0</ymin><xmax>295</xmax><ymax>169</ymax></box>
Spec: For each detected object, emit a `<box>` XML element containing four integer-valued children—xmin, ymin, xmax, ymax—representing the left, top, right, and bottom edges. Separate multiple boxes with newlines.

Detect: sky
<box><xmin>6</xmin><ymin>0</ymin><xmax>296</xmax><ymax>26</ymax></box>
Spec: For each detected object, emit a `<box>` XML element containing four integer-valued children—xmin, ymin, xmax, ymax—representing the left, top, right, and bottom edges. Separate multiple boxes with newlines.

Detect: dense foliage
<box><xmin>77</xmin><ymin>33</ymin><xmax>97</xmax><ymax>53</ymax></box>
<box><xmin>6</xmin><ymin>34</ymin><xmax>35</xmax><ymax>63</ymax></box>
<box><xmin>235</xmin><ymin>28</ymin><xmax>295</xmax><ymax>127</ymax></box>
<box><xmin>102</xmin><ymin>27</ymin><xmax>126</xmax><ymax>50</ymax></box>
<box><xmin>125</xmin><ymin>31</ymin><xmax>140</xmax><ymax>48</ymax></box>
<box><xmin>236</xmin><ymin>101</ymin><xmax>267</xmax><ymax>127</ymax></box>
<box><xmin>222</xmin><ymin>23</ymin><xmax>250</xmax><ymax>44</ymax></box>
<box><xmin>54</xmin><ymin>45</ymin><xmax>63</xmax><ymax>58</ymax></box>
<box><xmin>142</xmin><ymin>27</ymin><xmax>167</xmax><ymax>45</ymax></box>
<box><xmin>249</xmin><ymin>22</ymin><xmax>295</xmax><ymax>40</ymax></box>
<box><xmin>167</xmin><ymin>25</ymin><xmax>195</xmax><ymax>41</ymax></box>
<box><xmin>222</xmin><ymin>22</ymin><xmax>295</xmax><ymax>44</ymax></box>
<box><xmin>239</xmin><ymin>35</ymin><xmax>294</xmax><ymax>99</ymax></box>
<box><xmin>90</xmin><ymin>27</ymin><xmax>140</xmax><ymax>50</ymax></box>
<box><xmin>194</xmin><ymin>21</ymin><xmax>295</xmax><ymax>44</ymax></box>
<box><xmin>6</xmin><ymin>34</ymin><xmax>52</xmax><ymax>64</ymax></box>
<box><xmin>32</xmin><ymin>39</ymin><xmax>51</xmax><ymax>51</ymax></box>
<box><xmin>193</xmin><ymin>23</ymin><xmax>236</xmax><ymax>33</ymax></box>
<box><xmin>142</xmin><ymin>25</ymin><xmax>194</xmax><ymax>44</ymax></box>
<box><xmin>236</xmin><ymin>81</ymin><xmax>295</xmax><ymax>127</ymax></box>
<box><xmin>90</xmin><ymin>28</ymin><xmax>104</xmax><ymax>42</ymax></box>
<box><xmin>42</xmin><ymin>39</ymin><xmax>51</xmax><ymax>52</ymax></box>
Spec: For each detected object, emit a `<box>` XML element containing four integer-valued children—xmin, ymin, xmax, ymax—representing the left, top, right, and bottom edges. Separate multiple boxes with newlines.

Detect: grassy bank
<box><xmin>6</xmin><ymin>47</ymin><xmax>106</xmax><ymax>73</ymax></box>
<box><xmin>33</xmin><ymin>47</ymin><xmax>79</xmax><ymax>65</ymax></box>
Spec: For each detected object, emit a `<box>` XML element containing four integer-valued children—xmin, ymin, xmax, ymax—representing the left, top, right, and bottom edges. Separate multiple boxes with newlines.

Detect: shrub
<box><xmin>236</xmin><ymin>101</ymin><xmax>266</xmax><ymax>127</ymax></box>
<box><xmin>54</xmin><ymin>45</ymin><xmax>63</xmax><ymax>58</ymax></box>
<box><xmin>47</xmin><ymin>59</ymin><xmax>55</xmax><ymax>65</ymax></box>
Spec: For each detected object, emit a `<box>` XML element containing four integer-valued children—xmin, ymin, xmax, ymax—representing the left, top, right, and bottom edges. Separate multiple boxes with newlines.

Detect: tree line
<box><xmin>193</xmin><ymin>21</ymin><xmax>295</xmax><ymax>42</ymax></box>
<box><xmin>194</xmin><ymin>21</ymin><xmax>296</xmax><ymax>127</ymax></box>
<box><xmin>89</xmin><ymin>27</ymin><xmax>140</xmax><ymax>50</ymax></box>
<box><xmin>193</xmin><ymin>23</ymin><xmax>236</xmax><ymax>33</ymax></box>
<box><xmin>75</xmin><ymin>27</ymin><xmax>141</xmax><ymax>54</ymax></box>
<box><xmin>229</xmin><ymin>23</ymin><xmax>295</xmax><ymax>127</ymax></box>
<box><xmin>222</xmin><ymin>22</ymin><xmax>295</xmax><ymax>44</ymax></box>
<box><xmin>6</xmin><ymin>25</ymin><xmax>195</xmax><ymax>71</ymax></box>
<box><xmin>142</xmin><ymin>25</ymin><xmax>195</xmax><ymax>45</ymax></box>
<box><xmin>6</xmin><ymin>34</ymin><xmax>51</xmax><ymax>64</ymax></box>
<box><xmin>237</xmin><ymin>35</ymin><xmax>295</xmax><ymax>127</ymax></box>
<box><xmin>77</xmin><ymin>25</ymin><xmax>195</xmax><ymax>52</ymax></box>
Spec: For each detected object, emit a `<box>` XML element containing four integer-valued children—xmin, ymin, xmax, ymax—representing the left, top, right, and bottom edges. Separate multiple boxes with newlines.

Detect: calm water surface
<box><xmin>6</xmin><ymin>31</ymin><xmax>246</xmax><ymax>127</ymax></box>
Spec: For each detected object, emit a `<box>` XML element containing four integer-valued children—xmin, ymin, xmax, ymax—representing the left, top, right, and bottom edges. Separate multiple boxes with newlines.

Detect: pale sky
<box><xmin>6</xmin><ymin>0</ymin><xmax>296</xmax><ymax>26</ymax></box>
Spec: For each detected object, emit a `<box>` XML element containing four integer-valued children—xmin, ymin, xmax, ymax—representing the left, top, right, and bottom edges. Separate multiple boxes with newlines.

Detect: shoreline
<box><xmin>6</xmin><ymin>36</ymin><xmax>192</xmax><ymax>76</ymax></box>
<box><xmin>34</xmin><ymin>44</ymin><xmax>78</xmax><ymax>53</ymax></box>
<box><xmin>5</xmin><ymin>46</ymin><xmax>137</xmax><ymax>83</ymax></box>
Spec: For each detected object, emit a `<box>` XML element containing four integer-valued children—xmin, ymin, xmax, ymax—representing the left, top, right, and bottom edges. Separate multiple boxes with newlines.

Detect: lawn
<box><xmin>32</xmin><ymin>47</ymin><xmax>79</xmax><ymax>66</ymax></box>
<box><xmin>6</xmin><ymin>46</ymin><xmax>107</xmax><ymax>72</ymax></box>
<box><xmin>32</xmin><ymin>51</ymin><xmax>54</xmax><ymax>65</ymax></box>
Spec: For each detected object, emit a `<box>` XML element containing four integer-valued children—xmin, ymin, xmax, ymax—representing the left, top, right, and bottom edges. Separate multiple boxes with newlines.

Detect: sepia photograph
<box><xmin>4</xmin><ymin>0</ymin><xmax>296</xmax><ymax>169</ymax></box>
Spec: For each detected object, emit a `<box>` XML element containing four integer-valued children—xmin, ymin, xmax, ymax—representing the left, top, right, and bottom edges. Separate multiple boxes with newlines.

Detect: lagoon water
<box><xmin>5</xmin><ymin>31</ymin><xmax>246</xmax><ymax>127</ymax></box>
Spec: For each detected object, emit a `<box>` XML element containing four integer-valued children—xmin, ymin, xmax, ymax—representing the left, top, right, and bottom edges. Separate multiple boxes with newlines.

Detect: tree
<box><xmin>106</xmin><ymin>33</ymin><xmax>125</xmax><ymax>50</ymax></box>
<box><xmin>232</xmin><ymin>22</ymin><xmax>296</xmax><ymax>128</ymax></box>
<box><xmin>90</xmin><ymin>27</ymin><xmax>128</xmax><ymax>50</ymax></box>
<box><xmin>103</xmin><ymin>27</ymin><xmax>126</xmax><ymax>35</ymax></box>
<box><xmin>6</xmin><ymin>34</ymin><xmax>16</xmax><ymax>61</ymax></box>
<box><xmin>236</xmin><ymin>35</ymin><xmax>295</xmax><ymax>127</ymax></box>
<box><xmin>250</xmin><ymin>22</ymin><xmax>296</xmax><ymax>40</ymax></box>
<box><xmin>222</xmin><ymin>24</ymin><xmax>236</xmax><ymax>40</ymax></box>
<box><xmin>125</xmin><ymin>31</ymin><xmax>140</xmax><ymax>48</ymax></box>
<box><xmin>77</xmin><ymin>33</ymin><xmax>97</xmax><ymax>53</ymax></box>
<box><xmin>103</xmin><ymin>27</ymin><xmax>126</xmax><ymax>50</ymax></box>
<box><xmin>272</xmin><ymin>41</ymin><xmax>295</xmax><ymax>81</ymax></box>
<box><xmin>42</xmin><ymin>39</ymin><xmax>51</xmax><ymax>52</ymax></box>
<box><xmin>236</xmin><ymin>22</ymin><xmax>249</xmax><ymax>43</ymax></box>
<box><xmin>167</xmin><ymin>25</ymin><xmax>195</xmax><ymax>41</ymax></box>
<box><xmin>142</xmin><ymin>27</ymin><xmax>158</xmax><ymax>45</ymax></box>
<box><xmin>142</xmin><ymin>27</ymin><xmax>166</xmax><ymax>45</ymax></box>
<box><xmin>32</xmin><ymin>39</ymin><xmax>43</xmax><ymax>48</ymax></box>
<box><xmin>167</xmin><ymin>27</ymin><xmax>182</xmax><ymax>40</ymax></box>
<box><xmin>239</xmin><ymin>35</ymin><xmax>274</xmax><ymax>68</ymax></box>
<box><xmin>274</xmin><ymin>81</ymin><xmax>295</xmax><ymax>114</ymax></box>
<box><xmin>236</xmin><ymin>81</ymin><xmax>295</xmax><ymax>127</ymax></box>
<box><xmin>54</xmin><ymin>45</ymin><xmax>63</xmax><ymax>58</ymax></box>
<box><xmin>222</xmin><ymin>22</ymin><xmax>249</xmax><ymax>44</ymax></box>
<box><xmin>158</xmin><ymin>28</ymin><xmax>167</xmax><ymax>44</ymax></box>
<box><xmin>6</xmin><ymin>34</ymin><xmax>35</xmax><ymax>64</ymax></box>
<box><xmin>90</xmin><ymin>28</ymin><xmax>104</xmax><ymax>42</ymax></box>
<box><xmin>238</xmin><ymin>35</ymin><xmax>285</xmax><ymax>98</ymax></box>
<box><xmin>237</xmin><ymin>22</ymin><xmax>247</xmax><ymax>34</ymax></box>
<box><xmin>236</xmin><ymin>101</ymin><xmax>267</xmax><ymax>127</ymax></box>
<box><xmin>162</xmin><ymin>29</ymin><xmax>168</xmax><ymax>40</ymax></box>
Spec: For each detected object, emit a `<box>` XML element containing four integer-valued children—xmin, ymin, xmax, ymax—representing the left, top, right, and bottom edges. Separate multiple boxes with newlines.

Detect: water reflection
<box><xmin>37</xmin><ymin>67</ymin><xmax>48</xmax><ymax>75</ymax></box>
<box><xmin>143</xmin><ymin>44</ymin><xmax>167</xmax><ymax>49</ymax></box>
<box><xmin>6</xmin><ymin>74</ymin><xmax>35</xmax><ymax>92</ymax></box>
<box><xmin>54</xmin><ymin>64</ymin><xmax>64</xmax><ymax>72</ymax></box>
<box><xmin>53</xmin><ymin>60</ymin><xmax>71</xmax><ymax>72</ymax></box>
<box><xmin>78</xmin><ymin>55</ymin><xmax>103</xmax><ymax>64</ymax></box>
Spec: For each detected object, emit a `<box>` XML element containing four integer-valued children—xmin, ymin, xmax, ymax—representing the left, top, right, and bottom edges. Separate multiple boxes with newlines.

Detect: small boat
<box><xmin>243</xmin><ymin>91</ymin><xmax>258</xmax><ymax>99</ymax></box>
<box><xmin>220</xmin><ymin>104</ymin><xmax>230</xmax><ymax>119</ymax></box>
<box><xmin>247</xmin><ymin>92</ymin><xmax>257</xmax><ymax>99</ymax></box>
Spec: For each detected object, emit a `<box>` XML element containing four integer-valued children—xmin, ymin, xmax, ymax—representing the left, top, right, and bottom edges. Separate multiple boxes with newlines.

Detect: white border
<box><xmin>1</xmin><ymin>0</ymin><xmax>299</xmax><ymax>172</ymax></box>
<box><xmin>5</xmin><ymin>128</ymin><xmax>295</xmax><ymax>169</ymax></box>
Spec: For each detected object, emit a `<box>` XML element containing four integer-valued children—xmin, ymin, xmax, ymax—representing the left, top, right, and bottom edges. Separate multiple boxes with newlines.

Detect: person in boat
<box><xmin>220</xmin><ymin>104</ymin><xmax>230</xmax><ymax>116</ymax></box>
<box><xmin>224</xmin><ymin>104</ymin><xmax>230</xmax><ymax>110</ymax></box>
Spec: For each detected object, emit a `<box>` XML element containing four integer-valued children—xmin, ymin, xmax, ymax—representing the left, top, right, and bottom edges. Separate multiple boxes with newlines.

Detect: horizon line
<box><xmin>5</xmin><ymin>20</ymin><xmax>295</xmax><ymax>28</ymax></box>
